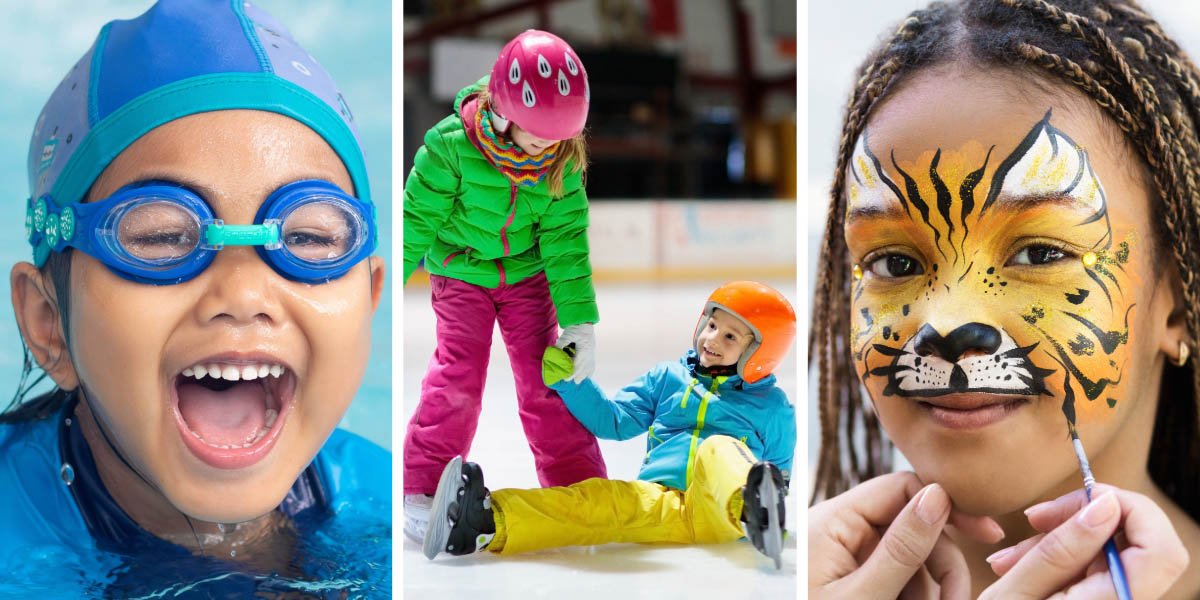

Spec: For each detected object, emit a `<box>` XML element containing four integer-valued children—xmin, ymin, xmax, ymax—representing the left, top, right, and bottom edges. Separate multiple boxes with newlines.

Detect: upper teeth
<box><xmin>181</xmin><ymin>363</ymin><xmax>286</xmax><ymax>381</ymax></box>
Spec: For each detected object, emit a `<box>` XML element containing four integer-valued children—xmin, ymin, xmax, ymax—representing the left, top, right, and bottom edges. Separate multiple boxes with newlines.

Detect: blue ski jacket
<box><xmin>552</xmin><ymin>350</ymin><xmax>796</xmax><ymax>491</ymax></box>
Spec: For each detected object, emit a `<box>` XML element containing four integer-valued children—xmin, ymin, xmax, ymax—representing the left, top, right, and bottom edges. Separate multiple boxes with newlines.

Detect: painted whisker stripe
<box><xmin>1086</xmin><ymin>268</ymin><xmax>1114</xmax><ymax>309</ymax></box>
<box><xmin>892</xmin><ymin>151</ymin><xmax>948</xmax><ymax>261</ymax></box>
<box><xmin>957</xmin><ymin>145</ymin><xmax>993</xmax><ymax>237</ymax></box>
<box><xmin>862</xmin><ymin>133</ymin><xmax>910</xmax><ymax>216</ymax></box>
<box><xmin>930</xmin><ymin>149</ymin><xmax>959</xmax><ymax>265</ymax></box>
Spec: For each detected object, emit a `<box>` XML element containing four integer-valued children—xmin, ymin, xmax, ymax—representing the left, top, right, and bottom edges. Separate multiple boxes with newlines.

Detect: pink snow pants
<box><xmin>404</xmin><ymin>273</ymin><xmax>607</xmax><ymax>495</ymax></box>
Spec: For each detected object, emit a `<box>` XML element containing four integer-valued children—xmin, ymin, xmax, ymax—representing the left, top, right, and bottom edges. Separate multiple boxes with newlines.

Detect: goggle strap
<box><xmin>202</xmin><ymin>220</ymin><xmax>281</xmax><ymax>250</ymax></box>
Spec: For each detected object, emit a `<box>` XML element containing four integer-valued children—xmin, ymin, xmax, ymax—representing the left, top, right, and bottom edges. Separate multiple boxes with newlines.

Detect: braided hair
<box><xmin>813</xmin><ymin>0</ymin><xmax>1200</xmax><ymax>523</ymax></box>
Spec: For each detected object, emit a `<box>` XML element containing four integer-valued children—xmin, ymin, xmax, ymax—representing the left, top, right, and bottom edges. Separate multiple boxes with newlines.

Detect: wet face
<box><xmin>844</xmin><ymin>67</ymin><xmax>1174</xmax><ymax>514</ymax></box>
<box><xmin>68</xmin><ymin>110</ymin><xmax>382</xmax><ymax>523</ymax></box>
<box><xmin>696</xmin><ymin>308</ymin><xmax>754</xmax><ymax>368</ymax></box>
<box><xmin>508</xmin><ymin>122</ymin><xmax>558</xmax><ymax>156</ymax></box>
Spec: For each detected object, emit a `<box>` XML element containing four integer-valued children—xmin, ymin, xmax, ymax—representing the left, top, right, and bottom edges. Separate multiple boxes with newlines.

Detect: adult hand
<box><xmin>810</xmin><ymin>471</ymin><xmax>1005</xmax><ymax>600</ymax></box>
<box><xmin>981</xmin><ymin>485</ymin><xmax>1188</xmax><ymax>599</ymax></box>
<box><xmin>555</xmin><ymin>323</ymin><xmax>595</xmax><ymax>383</ymax></box>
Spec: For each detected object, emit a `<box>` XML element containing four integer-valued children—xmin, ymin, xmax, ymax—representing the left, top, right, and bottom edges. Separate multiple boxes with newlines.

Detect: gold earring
<box><xmin>1174</xmin><ymin>340</ymin><xmax>1191</xmax><ymax>367</ymax></box>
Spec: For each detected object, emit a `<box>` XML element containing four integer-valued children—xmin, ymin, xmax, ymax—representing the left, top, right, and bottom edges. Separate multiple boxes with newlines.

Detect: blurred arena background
<box><xmin>401</xmin><ymin>1</ymin><xmax>797</xmax><ymax>598</ymax></box>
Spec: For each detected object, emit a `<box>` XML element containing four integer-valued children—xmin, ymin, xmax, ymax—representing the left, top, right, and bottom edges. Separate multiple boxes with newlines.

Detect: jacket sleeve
<box><xmin>403</xmin><ymin>126</ymin><xmax>459</xmax><ymax>283</ymax></box>
<box><xmin>759</xmin><ymin>390</ymin><xmax>797</xmax><ymax>487</ymax></box>
<box><xmin>537</xmin><ymin>167</ymin><xmax>599</xmax><ymax>327</ymax></box>
<box><xmin>550</xmin><ymin>365</ymin><xmax>663</xmax><ymax>441</ymax></box>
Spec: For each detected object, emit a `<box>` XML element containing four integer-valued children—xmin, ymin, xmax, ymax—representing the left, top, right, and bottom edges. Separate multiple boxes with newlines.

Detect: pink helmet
<box><xmin>488</xmin><ymin>30</ymin><xmax>589</xmax><ymax>141</ymax></box>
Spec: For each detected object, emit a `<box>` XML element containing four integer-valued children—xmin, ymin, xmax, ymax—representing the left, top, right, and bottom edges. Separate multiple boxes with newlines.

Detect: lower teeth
<box><xmin>190</xmin><ymin>408</ymin><xmax>280</xmax><ymax>449</ymax></box>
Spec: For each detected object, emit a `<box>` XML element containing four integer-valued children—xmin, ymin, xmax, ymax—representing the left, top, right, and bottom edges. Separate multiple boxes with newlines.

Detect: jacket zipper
<box><xmin>500</xmin><ymin>183</ymin><xmax>517</xmax><ymax>257</ymax></box>
<box><xmin>684</xmin><ymin>376</ymin><xmax>725</xmax><ymax>487</ymax></box>
<box><xmin>494</xmin><ymin>184</ymin><xmax>518</xmax><ymax>287</ymax></box>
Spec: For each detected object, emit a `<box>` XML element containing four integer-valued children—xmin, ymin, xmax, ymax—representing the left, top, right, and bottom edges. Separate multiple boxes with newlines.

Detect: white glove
<box><xmin>554</xmin><ymin>323</ymin><xmax>595</xmax><ymax>383</ymax></box>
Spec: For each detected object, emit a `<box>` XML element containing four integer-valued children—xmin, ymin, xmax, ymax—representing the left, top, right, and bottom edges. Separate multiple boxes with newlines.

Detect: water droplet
<box><xmin>64</xmin><ymin>417</ymin><xmax>72</xmax><ymax>427</ymax></box>
<box><xmin>60</xmin><ymin>462</ymin><xmax>74</xmax><ymax>485</ymax></box>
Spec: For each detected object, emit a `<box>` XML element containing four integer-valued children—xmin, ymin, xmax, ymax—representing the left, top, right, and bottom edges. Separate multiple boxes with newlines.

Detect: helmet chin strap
<box><xmin>77</xmin><ymin>386</ymin><xmax>207</xmax><ymax>555</ymax></box>
<box><xmin>489</xmin><ymin>108</ymin><xmax>512</xmax><ymax>134</ymax></box>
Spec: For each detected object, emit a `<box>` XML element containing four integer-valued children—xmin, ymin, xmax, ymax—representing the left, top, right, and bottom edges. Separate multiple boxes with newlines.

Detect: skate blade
<box><xmin>758</xmin><ymin>471</ymin><xmax>783</xmax><ymax>570</ymax></box>
<box><xmin>422</xmin><ymin>456</ymin><xmax>463</xmax><ymax>560</ymax></box>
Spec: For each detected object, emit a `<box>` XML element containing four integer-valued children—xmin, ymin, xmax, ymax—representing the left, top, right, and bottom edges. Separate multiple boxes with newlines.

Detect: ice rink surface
<box><xmin>403</xmin><ymin>279</ymin><xmax>798</xmax><ymax>599</ymax></box>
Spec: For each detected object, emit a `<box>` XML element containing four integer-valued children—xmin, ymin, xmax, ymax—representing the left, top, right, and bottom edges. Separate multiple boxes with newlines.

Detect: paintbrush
<box><xmin>1066</xmin><ymin>419</ymin><xmax>1132</xmax><ymax>600</ymax></box>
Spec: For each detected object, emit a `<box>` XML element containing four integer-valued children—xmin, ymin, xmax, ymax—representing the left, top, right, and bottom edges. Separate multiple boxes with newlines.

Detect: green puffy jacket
<box><xmin>403</xmin><ymin>77</ymin><xmax>598</xmax><ymax>327</ymax></box>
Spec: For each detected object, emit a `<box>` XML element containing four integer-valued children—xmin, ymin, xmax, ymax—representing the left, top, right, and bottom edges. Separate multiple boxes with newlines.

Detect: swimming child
<box><xmin>421</xmin><ymin>281</ymin><xmax>796</xmax><ymax>566</ymax></box>
<box><xmin>403</xmin><ymin>30</ymin><xmax>607</xmax><ymax>540</ymax></box>
<box><xmin>1</xmin><ymin>0</ymin><xmax>388</xmax><ymax>595</ymax></box>
<box><xmin>808</xmin><ymin>0</ymin><xmax>1198</xmax><ymax>597</ymax></box>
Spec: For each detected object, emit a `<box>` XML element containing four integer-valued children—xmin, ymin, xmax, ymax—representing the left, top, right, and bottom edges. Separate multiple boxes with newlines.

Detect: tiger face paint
<box><xmin>844</xmin><ymin>67</ymin><xmax>1171</xmax><ymax>515</ymax></box>
<box><xmin>849</xmin><ymin>110</ymin><xmax>1130</xmax><ymax>425</ymax></box>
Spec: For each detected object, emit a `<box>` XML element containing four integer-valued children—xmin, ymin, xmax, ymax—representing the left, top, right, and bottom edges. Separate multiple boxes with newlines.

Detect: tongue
<box><xmin>177</xmin><ymin>380</ymin><xmax>268</xmax><ymax>446</ymax></box>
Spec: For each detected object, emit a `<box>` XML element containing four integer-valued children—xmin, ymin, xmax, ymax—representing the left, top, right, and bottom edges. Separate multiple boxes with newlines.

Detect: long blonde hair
<box><xmin>476</xmin><ymin>90</ymin><xmax>588</xmax><ymax>198</ymax></box>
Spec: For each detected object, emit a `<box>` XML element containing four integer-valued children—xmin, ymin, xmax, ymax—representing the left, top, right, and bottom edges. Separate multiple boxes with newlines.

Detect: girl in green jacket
<box><xmin>403</xmin><ymin>30</ymin><xmax>608</xmax><ymax>541</ymax></box>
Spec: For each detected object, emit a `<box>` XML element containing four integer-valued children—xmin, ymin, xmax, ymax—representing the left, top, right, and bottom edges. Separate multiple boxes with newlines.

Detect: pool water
<box><xmin>4</xmin><ymin>497</ymin><xmax>391</xmax><ymax>597</ymax></box>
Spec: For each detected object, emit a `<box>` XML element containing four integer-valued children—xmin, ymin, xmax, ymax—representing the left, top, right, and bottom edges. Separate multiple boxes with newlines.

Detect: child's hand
<box><xmin>554</xmin><ymin>324</ymin><xmax>595</xmax><ymax>383</ymax></box>
<box><xmin>809</xmin><ymin>472</ymin><xmax>1004</xmax><ymax>600</ymax></box>
<box><xmin>980</xmin><ymin>485</ymin><xmax>1188</xmax><ymax>600</ymax></box>
<box><xmin>542</xmin><ymin>346</ymin><xmax>575</xmax><ymax>386</ymax></box>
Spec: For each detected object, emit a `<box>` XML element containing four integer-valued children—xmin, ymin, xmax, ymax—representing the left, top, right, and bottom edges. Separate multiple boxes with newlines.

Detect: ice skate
<box><xmin>742</xmin><ymin>461</ymin><xmax>786</xmax><ymax>570</ymax></box>
<box><xmin>422</xmin><ymin>456</ymin><xmax>496</xmax><ymax>560</ymax></box>
<box><xmin>403</xmin><ymin>493</ymin><xmax>432</xmax><ymax>543</ymax></box>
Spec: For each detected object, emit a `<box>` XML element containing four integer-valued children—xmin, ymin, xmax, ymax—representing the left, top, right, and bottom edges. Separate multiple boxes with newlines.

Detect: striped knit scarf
<box><xmin>474</xmin><ymin>107</ymin><xmax>560</xmax><ymax>187</ymax></box>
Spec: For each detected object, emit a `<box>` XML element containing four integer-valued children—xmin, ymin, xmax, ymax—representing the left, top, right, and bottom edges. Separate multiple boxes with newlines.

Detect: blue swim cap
<box><xmin>26</xmin><ymin>0</ymin><xmax>369</xmax><ymax>267</ymax></box>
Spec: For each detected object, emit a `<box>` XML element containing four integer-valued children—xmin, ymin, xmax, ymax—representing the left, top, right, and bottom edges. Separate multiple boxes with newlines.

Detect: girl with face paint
<box><xmin>1</xmin><ymin>1</ymin><xmax>388</xmax><ymax>595</ymax></box>
<box><xmin>809</xmin><ymin>1</ymin><xmax>1199</xmax><ymax>598</ymax></box>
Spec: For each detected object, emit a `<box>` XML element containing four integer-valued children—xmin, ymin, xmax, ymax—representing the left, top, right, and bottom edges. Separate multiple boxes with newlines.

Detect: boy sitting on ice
<box><xmin>422</xmin><ymin>281</ymin><xmax>796</xmax><ymax>568</ymax></box>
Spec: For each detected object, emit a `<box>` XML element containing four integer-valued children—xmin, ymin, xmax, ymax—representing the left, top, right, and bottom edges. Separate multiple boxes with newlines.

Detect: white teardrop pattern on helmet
<box><xmin>557</xmin><ymin>70</ymin><xmax>570</xmax><ymax>96</ymax></box>
<box><xmin>537</xmin><ymin>54</ymin><xmax>552</xmax><ymax>78</ymax></box>
<box><xmin>509</xmin><ymin>57</ymin><xmax>521</xmax><ymax>84</ymax></box>
<box><xmin>565</xmin><ymin>53</ymin><xmax>579</xmax><ymax>76</ymax></box>
<box><xmin>522</xmin><ymin>80</ymin><xmax>536</xmax><ymax>107</ymax></box>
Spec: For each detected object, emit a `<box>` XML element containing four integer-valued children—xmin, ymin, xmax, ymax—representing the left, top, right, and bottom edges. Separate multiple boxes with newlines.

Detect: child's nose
<box><xmin>194</xmin><ymin>247</ymin><xmax>282</xmax><ymax>326</ymax></box>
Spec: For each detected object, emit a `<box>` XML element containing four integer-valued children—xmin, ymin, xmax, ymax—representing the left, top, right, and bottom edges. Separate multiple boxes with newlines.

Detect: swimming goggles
<box><xmin>27</xmin><ymin>179</ymin><xmax>377</xmax><ymax>285</ymax></box>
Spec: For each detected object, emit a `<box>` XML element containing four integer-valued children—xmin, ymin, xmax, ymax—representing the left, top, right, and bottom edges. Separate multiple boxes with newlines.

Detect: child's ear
<box><xmin>367</xmin><ymin>256</ymin><xmax>386</xmax><ymax>313</ymax></box>
<box><xmin>1159</xmin><ymin>263</ymin><xmax>1190</xmax><ymax>364</ymax></box>
<box><xmin>10</xmin><ymin>262</ymin><xmax>78</xmax><ymax>390</ymax></box>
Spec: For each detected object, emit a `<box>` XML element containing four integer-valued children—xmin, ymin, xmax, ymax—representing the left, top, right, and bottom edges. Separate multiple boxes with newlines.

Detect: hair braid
<box><xmin>813</xmin><ymin>4</ymin><xmax>957</xmax><ymax>502</ymax></box>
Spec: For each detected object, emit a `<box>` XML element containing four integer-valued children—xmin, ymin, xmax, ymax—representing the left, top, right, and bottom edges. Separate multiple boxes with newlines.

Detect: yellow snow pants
<box><xmin>488</xmin><ymin>435</ymin><xmax>757</xmax><ymax>555</ymax></box>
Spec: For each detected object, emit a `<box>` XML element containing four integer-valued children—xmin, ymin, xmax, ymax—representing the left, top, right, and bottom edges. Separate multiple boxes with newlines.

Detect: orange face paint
<box><xmin>846</xmin><ymin>111</ymin><xmax>1139</xmax><ymax>426</ymax></box>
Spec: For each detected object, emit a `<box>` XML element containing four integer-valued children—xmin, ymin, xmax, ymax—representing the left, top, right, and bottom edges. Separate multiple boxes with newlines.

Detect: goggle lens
<box><xmin>279</xmin><ymin>198</ymin><xmax>364</xmax><ymax>263</ymax></box>
<box><xmin>115</xmin><ymin>200</ymin><xmax>202</xmax><ymax>263</ymax></box>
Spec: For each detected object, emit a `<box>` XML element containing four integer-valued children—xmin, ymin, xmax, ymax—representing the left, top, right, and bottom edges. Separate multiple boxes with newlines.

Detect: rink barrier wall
<box><xmin>405</xmin><ymin>200</ymin><xmax>797</xmax><ymax>284</ymax></box>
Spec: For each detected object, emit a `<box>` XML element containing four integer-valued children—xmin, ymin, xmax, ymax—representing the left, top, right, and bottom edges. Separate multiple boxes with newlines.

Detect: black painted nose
<box><xmin>912</xmin><ymin>322</ymin><xmax>1002</xmax><ymax>362</ymax></box>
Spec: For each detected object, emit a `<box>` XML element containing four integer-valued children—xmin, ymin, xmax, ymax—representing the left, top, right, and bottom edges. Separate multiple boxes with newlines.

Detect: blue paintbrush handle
<box><xmin>1071</xmin><ymin>436</ymin><xmax>1132</xmax><ymax>599</ymax></box>
<box><xmin>1103</xmin><ymin>536</ymin><xmax>1132</xmax><ymax>600</ymax></box>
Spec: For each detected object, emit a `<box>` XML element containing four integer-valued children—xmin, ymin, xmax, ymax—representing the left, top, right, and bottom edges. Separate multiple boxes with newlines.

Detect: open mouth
<box><xmin>172</xmin><ymin>358</ymin><xmax>297</xmax><ymax>470</ymax></box>
<box><xmin>702</xmin><ymin>346</ymin><xmax>722</xmax><ymax>360</ymax></box>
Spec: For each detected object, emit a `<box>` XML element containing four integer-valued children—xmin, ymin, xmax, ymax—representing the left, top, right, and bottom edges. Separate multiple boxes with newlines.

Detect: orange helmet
<box><xmin>693</xmin><ymin>281</ymin><xmax>796</xmax><ymax>383</ymax></box>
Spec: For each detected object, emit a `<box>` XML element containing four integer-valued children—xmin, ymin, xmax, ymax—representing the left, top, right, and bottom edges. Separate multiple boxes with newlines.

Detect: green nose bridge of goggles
<box><xmin>203</xmin><ymin>221</ymin><xmax>282</xmax><ymax>250</ymax></box>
